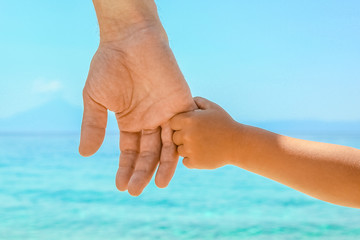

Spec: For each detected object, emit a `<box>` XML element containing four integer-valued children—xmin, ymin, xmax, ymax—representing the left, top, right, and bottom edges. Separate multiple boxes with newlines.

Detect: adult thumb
<box><xmin>79</xmin><ymin>91</ymin><xmax>108</xmax><ymax>157</ymax></box>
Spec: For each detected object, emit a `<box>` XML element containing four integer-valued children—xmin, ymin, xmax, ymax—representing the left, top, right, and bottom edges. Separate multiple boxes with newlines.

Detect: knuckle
<box><xmin>169</xmin><ymin>120</ymin><xmax>175</xmax><ymax>129</ymax></box>
<box><xmin>170</xmin><ymin>117</ymin><xmax>179</xmax><ymax>126</ymax></box>
<box><xmin>178</xmin><ymin>145</ymin><xmax>192</xmax><ymax>156</ymax></box>
<box><xmin>177</xmin><ymin>146</ymin><xmax>184</xmax><ymax>155</ymax></box>
<box><xmin>138</xmin><ymin>150</ymin><xmax>157</xmax><ymax>160</ymax></box>
<box><xmin>162</xmin><ymin>141</ymin><xmax>175</xmax><ymax>150</ymax></box>
<box><xmin>172</xmin><ymin>132</ymin><xmax>180</xmax><ymax>143</ymax></box>
<box><xmin>121</xmin><ymin>149</ymin><xmax>139</xmax><ymax>155</ymax></box>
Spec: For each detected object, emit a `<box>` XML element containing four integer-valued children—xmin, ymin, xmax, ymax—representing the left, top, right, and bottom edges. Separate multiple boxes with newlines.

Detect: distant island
<box><xmin>0</xmin><ymin>98</ymin><xmax>359</xmax><ymax>135</ymax></box>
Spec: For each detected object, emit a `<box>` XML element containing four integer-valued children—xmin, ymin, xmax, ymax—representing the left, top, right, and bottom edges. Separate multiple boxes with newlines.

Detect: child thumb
<box><xmin>193</xmin><ymin>97</ymin><xmax>217</xmax><ymax>110</ymax></box>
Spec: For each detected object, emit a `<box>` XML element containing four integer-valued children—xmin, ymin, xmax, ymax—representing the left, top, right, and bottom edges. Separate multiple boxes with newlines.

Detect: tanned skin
<box><xmin>171</xmin><ymin>97</ymin><xmax>360</xmax><ymax>208</ymax></box>
<box><xmin>80</xmin><ymin>0</ymin><xmax>196</xmax><ymax>196</ymax></box>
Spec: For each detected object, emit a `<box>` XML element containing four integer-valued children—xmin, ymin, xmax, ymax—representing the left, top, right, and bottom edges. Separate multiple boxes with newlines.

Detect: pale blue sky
<box><xmin>0</xmin><ymin>0</ymin><xmax>359</xmax><ymax>123</ymax></box>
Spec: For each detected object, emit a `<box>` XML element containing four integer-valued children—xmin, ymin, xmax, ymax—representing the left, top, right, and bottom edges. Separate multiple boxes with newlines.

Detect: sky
<box><xmin>0</xmin><ymin>0</ymin><xmax>359</xmax><ymax>125</ymax></box>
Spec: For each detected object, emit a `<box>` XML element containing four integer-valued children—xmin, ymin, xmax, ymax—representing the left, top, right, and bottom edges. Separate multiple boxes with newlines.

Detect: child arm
<box><xmin>170</xmin><ymin>97</ymin><xmax>360</xmax><ymax>208</ymax></box>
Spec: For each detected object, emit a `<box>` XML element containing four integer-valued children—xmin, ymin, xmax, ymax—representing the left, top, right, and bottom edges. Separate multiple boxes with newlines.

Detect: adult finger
<box><xmin>79</xmin><ymin>91</ymin><xmax>108</xmax><ymax>157</ymax></box>
<box><xmin>128</xmin><ymin>128</ymin><xmax>161</xmax><ymax>196</ymax></box>
<box><xmin>116</xmin><ymin>131</ymin><xmax>141</xmax><ymax>191</ymax></box>
<box><xmin>155</xmin><ymin>122</ymin><xmax>179</xmax><ymax>188</ymax></box>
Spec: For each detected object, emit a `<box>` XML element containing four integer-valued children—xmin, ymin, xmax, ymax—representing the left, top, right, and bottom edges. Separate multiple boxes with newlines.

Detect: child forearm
<box><xmin>170</xmin><ymin>97</ymin><xmax>360</xmax><ymax>208</ymax></box>
<box><xmin>232</xmin><ymin>125</ymin><xmax>360</xmax><ymax>208</ymax></box>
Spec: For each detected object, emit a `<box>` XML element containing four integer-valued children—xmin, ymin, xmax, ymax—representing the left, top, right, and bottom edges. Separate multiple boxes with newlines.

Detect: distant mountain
<box><xmin>0</xmin><ymin>99</ymin><xmax>359</xmax><ymax>134</ymax></box>
<box><xmin>0</xmin><ymin>99</ymin><xmax>118</xmax><ymax>133</ymax></box>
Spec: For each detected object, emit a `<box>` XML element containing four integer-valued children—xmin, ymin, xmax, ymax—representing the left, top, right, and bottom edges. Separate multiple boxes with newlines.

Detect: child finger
<box><xmin>155</xmin><ymin>123</ymin><xmax>179</xmax><ymax>189</ymax></box>
<box><xmin>172</xmin><ymin>131</ymin><xmax>184</xmax><ymax>146</ymax></box>
<box><xmin>169</xmin><ymin>112</ymin><xmax>195</xmax><ymax>130</ymax></box>
<box><xmin>177</xmin><ymin>145</ymin><xmax>188</xmax><ymax>157</ymax></box>
<box><xmin>182</xmin><ymin>157</ymin><xmax>195</xmax><ymax>169</ymax></box>
<box><xmin>193</xmin><ymin>96</ymin><xmax>218</xmax><ymax>110</ymax></box>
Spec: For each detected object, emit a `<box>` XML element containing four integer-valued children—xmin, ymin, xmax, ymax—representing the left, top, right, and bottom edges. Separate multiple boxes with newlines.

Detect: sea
<box><xmin>1</xmin><ymin>132</ymin><xmax>360</xmax><ymax>240</ymax></box>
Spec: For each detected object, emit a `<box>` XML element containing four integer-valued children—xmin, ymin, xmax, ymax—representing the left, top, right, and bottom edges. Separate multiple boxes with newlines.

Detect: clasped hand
<box><xmin>79</xmin><ymin>28</ymin><xmax>196</xmax><ymax>196</ymax></box>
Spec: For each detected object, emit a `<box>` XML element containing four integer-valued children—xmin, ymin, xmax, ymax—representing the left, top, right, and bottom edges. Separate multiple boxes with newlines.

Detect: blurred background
<box><xmin>0</xmin><ymin>0</ymin><xmax>360</xmax><ymax>239</ymax></box>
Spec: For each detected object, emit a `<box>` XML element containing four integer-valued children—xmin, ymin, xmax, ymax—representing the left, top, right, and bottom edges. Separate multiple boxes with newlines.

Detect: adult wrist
<box><xmin>93</xmin><ymin>0</ymin><xmax>165</xmax><ymax>43</ymax></box>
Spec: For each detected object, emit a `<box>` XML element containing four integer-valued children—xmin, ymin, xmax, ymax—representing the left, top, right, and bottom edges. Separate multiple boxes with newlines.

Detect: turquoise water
<box><xmin>1</xmin><ymin>133</ymin><xmax>360</xmax><ymax>240</ymax></box>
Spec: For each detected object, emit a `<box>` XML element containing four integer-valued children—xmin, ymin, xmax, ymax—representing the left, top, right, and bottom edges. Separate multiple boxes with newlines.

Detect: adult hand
<box><xmin>79</xmin><ymin>0</ymin><xmax>196</xmax><ymax>196</ymax></box>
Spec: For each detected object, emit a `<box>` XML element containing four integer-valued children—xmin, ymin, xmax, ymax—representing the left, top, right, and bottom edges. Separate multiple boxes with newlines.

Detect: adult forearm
<box><xmin>92</xmin><ymin>0</ymin><xmax>165</xmax><ymax>42</ymax></box>
<box><xmin>232</xmin><ymin>125</ymin><xmax>360</xmax><ymax>208</ymax></box>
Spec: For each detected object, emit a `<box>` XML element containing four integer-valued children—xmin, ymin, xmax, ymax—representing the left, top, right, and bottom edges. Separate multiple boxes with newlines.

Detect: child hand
<box><xmin>170</xmin><ymin>97</ymin><xmax>241</xmax><ymax>169</ymax></box>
